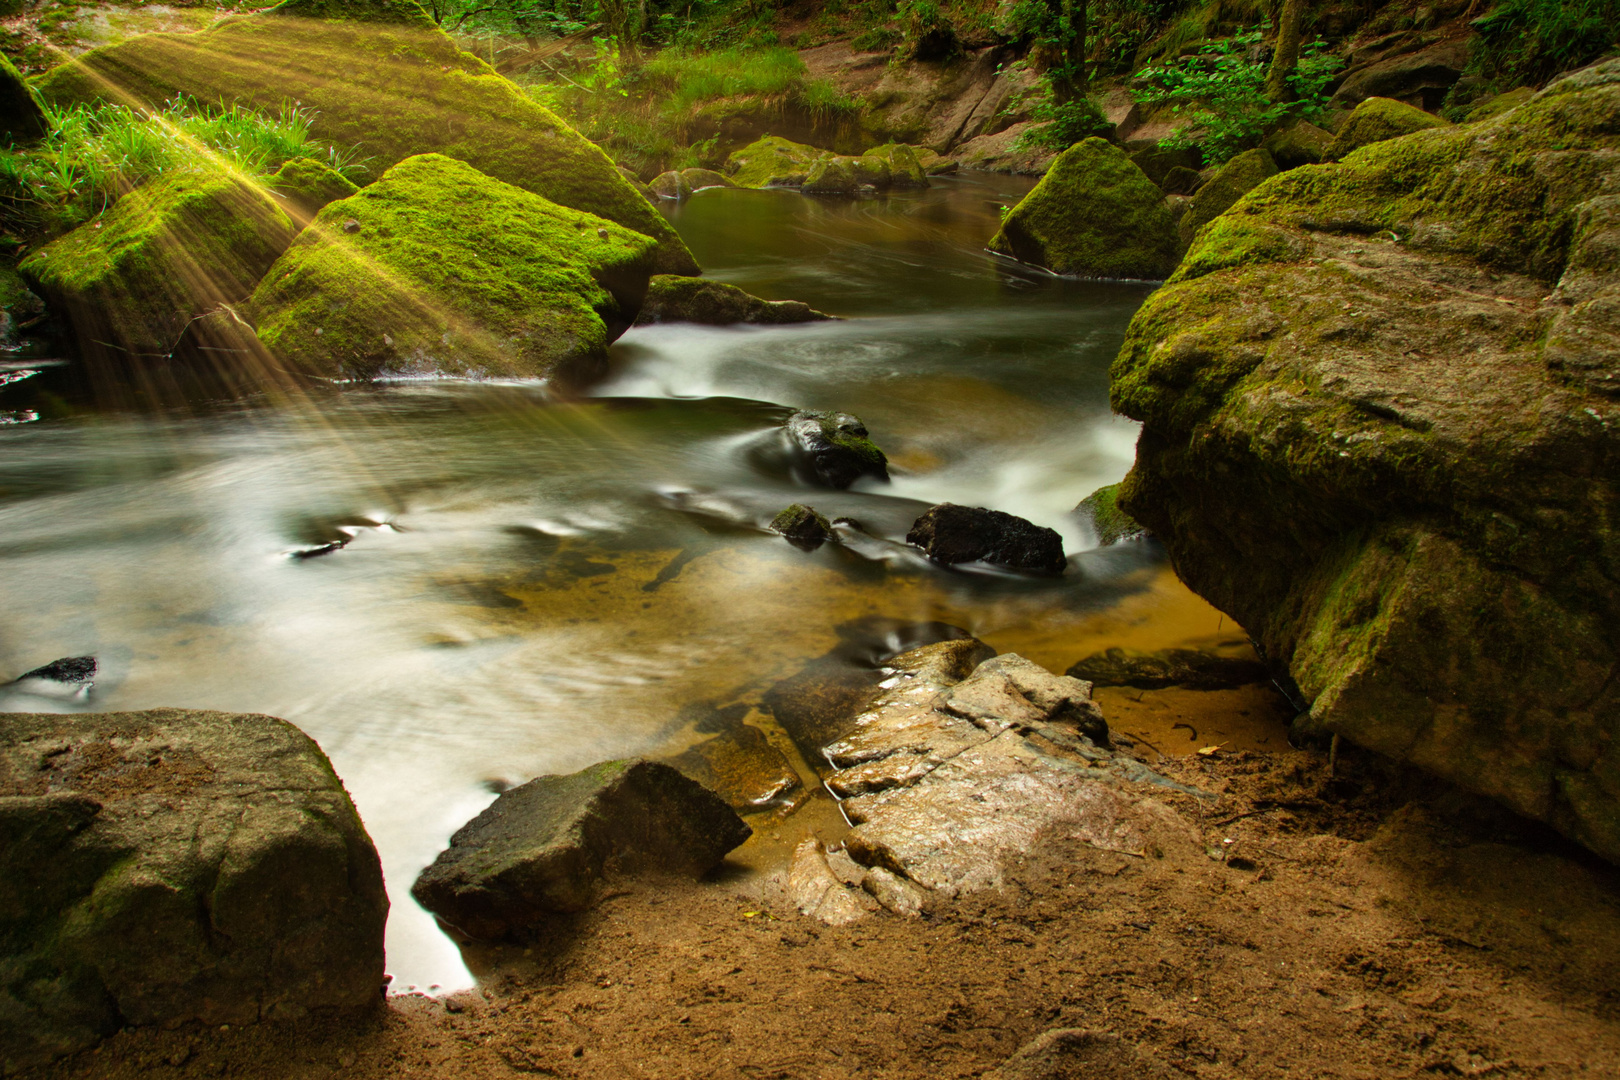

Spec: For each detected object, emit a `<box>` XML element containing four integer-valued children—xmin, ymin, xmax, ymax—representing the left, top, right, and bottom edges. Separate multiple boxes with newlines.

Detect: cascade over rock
<box><xmin>1109</xmin><ymin>60</ymin><xmax>1620</xmax><ymax>862</ymax></box>
<box><xmin>28</xmin><ymin>0</ymin><xmax>698</xmax><ymax>274</ymax></box>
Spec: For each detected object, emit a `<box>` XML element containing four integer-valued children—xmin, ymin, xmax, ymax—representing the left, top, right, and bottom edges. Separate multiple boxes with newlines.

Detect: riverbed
<box><xmin>0</xmin><ymin>173</ymin><xmax>1265</xmax><ymax>993</ymax></box>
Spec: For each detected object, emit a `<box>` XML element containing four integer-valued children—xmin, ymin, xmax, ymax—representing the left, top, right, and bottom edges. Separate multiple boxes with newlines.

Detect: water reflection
<box><xmin>0</xmin><ymin>174</ymin><xmax>1199</xmax><ymax>992</ymax></box>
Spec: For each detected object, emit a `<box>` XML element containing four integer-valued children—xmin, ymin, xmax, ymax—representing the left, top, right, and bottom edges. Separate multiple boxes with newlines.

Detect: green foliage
<box><xmin>0</xmin><ymin>95</ymin><xmax>361</xmax><ymax>240</ymax></box>
<box><xmin>1470</xmin><ymin>0</ymin><xmax>1616</xmax><ymax>87</ymax></box>
<box><xmin>1015</xmin><ymin>96</ymin><xmax>1115</xmax><ymax>150</ymax></box>
<box><xmin>642</xmin><ymin>45</ymin><xmax>808</xmax><ymax>110</ymax></box>
<box><xmin>1133</xmin><ymin>26</ymin><xmax>1343</xmax><ymax>164</ymax></box>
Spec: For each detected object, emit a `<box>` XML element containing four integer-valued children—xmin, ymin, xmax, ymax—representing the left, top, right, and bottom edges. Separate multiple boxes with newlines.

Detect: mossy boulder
<box><xmin>248</xmin><ymin>154</ymin><xmax>659</xmax><ymax>383</ymax></box>
<box><xmin>0</xmin><ymin>709</ymin><xmax>387</xmax><ymax>1068</ymax></box>
<box><xmin>1161</xmin><ymin>165</ymin><xmax>1202</xmax><ymax>195</ymax></box>
<box><xmin>988</xmin><ymin>137</ymin><xmax>1180</xmax><ymax>279</ymax></box>
<box><xmin>1</xmin><ymin>52</ymin><xmax>48</xmax><ymax>143</ymax></box>
<box><xmin>1075</xmin><ymin>482</ymin><xmax>1145</xmax><ymax>546</ymax></box>
<box><xmin>914</xmin><ymin>146</ymin><xmax>958</xmax><ymax>175</ymax></box>
<box><xmin>1128</xmin><ymin>143</ymin><xmax>1203</xmax><ymax>188</ymax></box>
<box><xmin>1465</xmin><ymin>86</ymin><xmax>1535</xmax><ymax>122</ymax></box>
<box><xmin>863</xmin><ymin>143</ymin><xmax>928</xmax><ymax>188</ymax></box>
<box><xmin>1109</xmin><ymin>60</ymin><xmax>1620</xmax><ymax>862</ymax></box>
<box><xmin>1262</xmin><ymin>120</ymin><xmax>1334</xmax><ymax>169</ymax></box>
<box><xmin>650</xmin><ymin>170</ymin><xmax>693</xmax><ymax>200</ymax></box>
<box><xmin>267</xmin><ymin>156</ymin><xmax>359</xmax><ymax>223</ymax></box>
<box><xmin>28</xmin><ymin>0</ymin><xmax>697</xmax><ymax>275</ymax></box>
<box><xmin>0</xmin><ymin>266</ymin><xmax>44</xmax><ymax>347</ymax></box>
<box><xmin>785</xmin><ymin>410</ymin><xmax>889</xmax><ymax>489</ymax></box>
<box><xmin>1326</xmin><ymin>96</ymin><xmax>1447</xmax><ymax>161</ymax></box>
<box><xmin>19</xmin><ymin>169</ymin><xmax>297</xmax><ymax>362</ymax></box>
<box><xmin>633</xmin><ymin>275</ymin><xmax>834</xmax><ymax>326</ymax></box>
<box><xmin>725</xmin><ymin>136</ymin><xmax>827</xmax><ymax>189</ymax></box>
<box><xmin>769</xmin><ymin>503</ymin><xmax>834</xmax><ymax>550</ymax></box>
<box><xmin>1178</xmin><ymin>147</ymin><xmax>1279</xmax><ymax>247</ymax></box>
<box><xmin>804</xmin><ymin>154</ymin><xmax>887</xmax><ymax>195</ymax></box>
<box><xmin>681</xmin><ymin>168</ymin><xmax>733</xmax><ymax>191</ymax></box>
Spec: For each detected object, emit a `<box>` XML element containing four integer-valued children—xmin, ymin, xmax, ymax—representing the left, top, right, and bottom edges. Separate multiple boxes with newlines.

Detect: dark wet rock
<box><xmin>1330</xmin><ymin>35</ymin><xmax>1469</xmax><ymax>113</ymax></box>
<box><xmin>1129</xmin><ymin>144</ymin><xmax>1203</xmax><ymax>189</ymax></box>
<box><xmin>168</xmin><ymin>304</ymin><xmax>283</xmax><ymax>378</ymax></box>
<box><xmin>634</xmin><ymin>276</ymin><xmax>835</xmax><ymax>327</ymax></box>
<box><xmin>769</xmin><ymin>503</ymin><xmax>834</xmax><ymax>551</ymax></box>
<box><xmin>0</xmin><ymin>709</ymin><xmax>387</xmax><ymax>1068</ymax></box>
<box><xmin>12</xmin><ymin>656</ymin><xmax>96</xmax><ymax>685</ymax></box>
<box><xmin>1075</xmin><ymin>482</ymin><xmax>1146</xmax><ymax>546</ymax></box>
<box><xmin>1066</xmin><ymin>647</ymin><xmax>1269</xmax><ymax>691</ymax></box>
<box><xmin>411</xmin><ymin>759</ymin><xmax>750</xmax><ymax>940</ymax></box>
<box><xmin>1262</xmin><ymin>120</ymin><xmax>1334</xmax><ymax>169</ymax></box>
<box><xmin>986</xmin><ymin>1029</ymin><xmax>1177</xmax><ymax>1080</ymax></box>
<box><xmin>0</xmin><ymin>52</ymin><xmax>47</xmax><ymax>143</ymax></box>
<box><xmin>1326</xmin><ymin>95</ymin><xmax>1446</xmax><ymax>161</ymax></box>
<box><xmin>906</xmin><ymin>504</ymin><xmax>1066</xmax><ymax>574</ymax></box>
<box><xmin>1110</xmin><ymin>62</ymin><xmax>1620</xmax><ymax>862</ymax></box>
<box><xmin>1178</xmin><ymin>147</ymin><xmax>1278</xmax><ymax>246</ymax></box>
<box><xmin>1160</xmin><ymin>165</ymin><xmax>1203</xmax><ymax>196</ymax></box>
<box><xmin>989</xmin><ymin>138</ymin><xmax>1181</xmax><ymax>279</ymax></box>
<box><xmin>266</xmin><ymin>156</ymin><xmax>358</xmax><ymax>222</ymax></box>
<box><xmin>784</xmin><ymin>410</ymin><xmax>889</xmax><ymax>489</ymax></box>
<box><xmin>663</xmin><ymin>723</ymin><xmax>801</xmax><ymax>810</ymax></box>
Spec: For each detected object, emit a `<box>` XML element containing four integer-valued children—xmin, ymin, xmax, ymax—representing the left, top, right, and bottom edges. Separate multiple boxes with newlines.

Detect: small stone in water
<box><xmin>14</xmin><ymin>656</ymin><xmax>97</xmax><ymax>684</ymax></box>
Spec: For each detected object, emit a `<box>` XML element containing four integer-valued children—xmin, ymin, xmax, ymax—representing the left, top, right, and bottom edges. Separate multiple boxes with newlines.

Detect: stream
<box><xmin>0</xmin><ymin>172</ymin><xmax>1247</xmax><ymax>994</ymax></box>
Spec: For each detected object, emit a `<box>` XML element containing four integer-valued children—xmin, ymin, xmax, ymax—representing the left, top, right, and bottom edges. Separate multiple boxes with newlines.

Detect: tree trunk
<box><xmin>1070</xmin><ymin>0</ymin><xmax>1088</xmax><ymax>94</ymax></box>
<box><xmin>1265</xmin><ymin>0</ymin><xmax>1306</xmax><ymax>102</ymax></box>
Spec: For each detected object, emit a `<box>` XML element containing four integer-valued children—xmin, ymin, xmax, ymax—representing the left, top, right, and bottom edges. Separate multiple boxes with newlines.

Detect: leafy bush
<box><xmin>0</xmin><ymin>96</ymin><xmax>363</xmax><ymax>239</ymax></box>
<box><xmin>1470</xmin><ymin>0</ymin><xmax>1616</xmax><ymax>86</ymax></box>
<box><xmin>1133</xmin><ymin>27</ymin><xmax>1342</xmax><ymax>164</ymax></box>
<box><xmin>1014</xmin><ymin>97</ymin><xmax>1116</xmax><ymax>150</ymax></box>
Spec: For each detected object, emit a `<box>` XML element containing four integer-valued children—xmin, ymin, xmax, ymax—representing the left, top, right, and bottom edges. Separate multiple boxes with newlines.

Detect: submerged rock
<box><xmin>1109</xmin><ymin>61</ymin><xmax>1620</xmax><ymax>862</ymax></box>
<box><xmin>411</xmin><ymin>759</ymin><xmax>749</xmax><ymax>940</ymax></box>
<box><xmin>1075</xmin><ymin>482</ymin><xmax>1146</xmax><ymax>546</ymax></box>
<box><xmin>0</xmin><ymin>52</ymin><xmax>47</xmax><ymax>143</ymax></box>
<box><xmin>1067</xmin><ymin>647</ymin><xmax>1268</xmax><ymax>691</ymax></box>
<box><xmin>784</xmin><ymin>410</ymin><xmax>890</xmax><ymax>489</ymax></box>
<box><xmin>906</xmin><ymin>504</ymin><xmax>1066</xmax><ymax>574</ymax></box>
<box><xmin>633</xmin><ymin>275</ymin><xmax>834</xmax><ymax>326</ymax></box>
<box><xmin>769</xmin><ymin>503</ymin><xmax>834</xmax><ymax>550</ymax></box>
<box><xmin>30</xmin><ymin>0</ymin><xmax>697</xmax><ymax>274</ymax></box>
<box><xmin>0</xmin><ymin>709</ymin><xmax>387</xmax><ymax>1068</ymax></box>
<box><xmin>249</xmin><ymin>154</ymin><xmax>658</xmax><ymax>382</ymax></box>
<box><xmin>663</xmin><ymin>722</ymin><xmax>801</xmax><ymax>810</ymax></box>
<box><xmin>725</xmin><ymin>136</ymin><xmax>828</xmax><ymax>189</ymax></box>
<box><xmin>1326</xmin><ymin>95</ymin><xmax>1446</xmax><ymax>160</ymax></box>
<box><xmin>20</xmin><ymin>169</ymin><xmax>297</xmax><ymax>363</ymax></box>
<box><xmin>1178</xmin><ymin>147</ymin><xmax>1278</xmax><ymax>246</ymax></box>
<box><xmin>266</xmin><ymin>156</ymin><xmax>359</xmax><ymax>223</ymax></box>
<box><xmin>988</xmin><ymin>137</ymin><xmax>1180</xmax><ymax>279</ymax></box>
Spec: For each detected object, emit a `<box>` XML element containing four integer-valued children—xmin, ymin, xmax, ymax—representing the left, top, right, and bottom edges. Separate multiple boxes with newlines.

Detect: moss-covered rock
<box><xmin>1</xmin><ymin>51</ymin><xmax>48</xmax><ymax>143</ymax></box>
<box><xmin>913</xmin><ymin>146</ymin><xmax>958</xmax><ymax>175</ymax></box>
<box><xmin>19</xmin><ymin>169</ymin><xmax>297</xmax><ymax>362</ymax></box>
<box><xmin>248</xmin><ymin>154</ymin><xmax>658</xmax><ymax>383</ymax></box>
<box><xmin>650</xmin><ymin>170</ymin><xmax>693</xmax><ymax>200</ymax></box>
<box><xmin>1161</xmin><ymin>165</ymin><xmax>1202</xmax><ymax>195</ymax></box>
<box><xmin>29</xmin><ymin>0</ymin><xmax>697</xmax><ymax>274</ymax></box>
<box><xmin>863</xmin><ymin>143</ymin><xmax>928</xmax><ymax>188</ymax></box>
<box><xmin>1465</xmin><ymin>85</ymin><xmax>1535</xmax><ymax>122</ymax></box>
<box><xmin>988</xmin><ymin>137</ymin><xmax>1180</xmax><ymax>279</ymax></box>
<box><xmin>1075</xmin><ymin>482</ymin><xmax>1145</xmax><ymax>546</ymax></box>
<box><xmin>1178</xmin><ymin>147</ymin><xmax>1279</xmax><ymax>247</ymax></box>
<box><xmin>785</xmin><ymin>410</ymin><xmax>889</xmax><ymax>489</ymax></box>
<box><xmin>1109</xmin><ymin>60</ymin><xmax>1620</xmax><ymax>862</ymax></box>
<box><xmin>804</xmin><ymin>154</ymin><xmax>889</xmax><ymax>195</ymax></box>
<box><xmin>1262</xmin><ymin>120</ymin><xmax>1334</xmax><ymax>169</ymax></box>
<box><xmin>633</xmin><ymin>275</ymin><xmax>833</xmax><ymax>326</ymax></box>
<box><xmin>769</xmin><ymin>503</ymin><xmax>834</xmax><ymax>550</ymax></box>
<box><xmin>267</xmin><ymin>156</ymin><xmax>359</xmax><ymax>223</ymax></box>
<box><xmin>1326</xmin><ymin>96</ymin><xmax>1447</xmax><ymax>161</ymax></box>
<box><xmin>0</xmin><ymin>266</ymin><xmax>44</xmax><ymax>347</ymax></box>
<box><xmin>1128</xmin><ymin>143</ymin><xmax>1203</xmax><ymax>188</ymax></box>
<box><xmin>725</xmin><ymin>136</ymin><xmax>828</xmax><ymax>189</ymax></box>
<box><xmin>680</xmin><ymin>167</ymin><xmax>733</xmax><ymax>191</ymax></box>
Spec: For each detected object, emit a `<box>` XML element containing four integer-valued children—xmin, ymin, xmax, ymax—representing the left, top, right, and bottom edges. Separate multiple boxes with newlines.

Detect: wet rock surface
<box><xmin>783</xmin><ymin>410</ymin><xmax>889</xmax><ymax>489</ymax></box>
<box><xmin>1067</xmin><ymin>647</ymin><xmax>1269</xmax><ymax>691</ymax></box>
<box><xmin>986</xmin><ymin>1028</ymin><xmax>1176</xmax><ymax>1080</ymax></box>
<box><xmin>0</xmin><ymin>708</ymin><xmax>387</xmax><ymax>1068</ymax></box>
<box><xmin>1075</xmin><ymin>482</ymin><xmax>1145</xmax><ymax>546</ymax></box>
<box><xmin>907</xmin><ymin>503</ymin><xmax>1067</xmax><ymax>574</ymax></box>
<box><xmin>633</xmin><ymin>276</ymin><xmax>834</xmax><ymax>327</ymax></box>
<box><xmin>411</xmin><ymin>759</ymin><xmax>750</xmax><ymax>940</ymax></box>
<box><xmin>768</xmin><ymin>503</ymin><xmax>834</xmax><ymax>550</ymax></box>
<box><xmin>662</xmin><ymin>722</ymin><xmax>801</xmax><ymax>810</ymax></box>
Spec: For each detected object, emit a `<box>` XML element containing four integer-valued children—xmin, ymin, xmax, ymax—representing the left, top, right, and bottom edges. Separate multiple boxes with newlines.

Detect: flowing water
<box><xmin>0</xmin><ymin>173</ymin><xmax>1263</xmax><ymax>994</ymax></box>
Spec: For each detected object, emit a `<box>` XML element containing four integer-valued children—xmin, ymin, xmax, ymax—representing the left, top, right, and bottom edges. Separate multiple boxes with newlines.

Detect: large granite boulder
<box><xmin>862</xmin><ymin>143</ymin><xmax>929</xmax><ymax>188</ymax></box>
<box><xmin>988</xmin><ymin>137</ymin><xmax>1180</xmax><ymax>279</ymax></box>
<box><xmin>907</xmin><ymin>504</ymin><xmax>1067</xmax><ymax>574</ymax></box>
<box><xmin>1326</xmin><ymin>95</ymin><xmax>1447</xmax><ymax>160</ymax></box>
<box><xmin>633</xmin><ymin>275</ymin><xmax>834</xmax><ymax>326</ymax></box>
<box><xmin>19</xmin><ymin>170</ymin><xmax>297</xmax><ymax>363</ymax></box>
<box><xmin>248</xmin><ymin>154</ymin><xmax>658</xmax><ymax>382</ymax></box>
<box><xmin>1109</xmin><ymin>61</ymin><xmax>1620</xmax><ymax>861</ymax></box>
<box><xmin>29</xmin><ymin>0</ymin><xmax>697</xmax><ymax>274</ymax></box>
<box><xmin>266</xmin><ymin>155</ymin><xmax>359</xmax><ymax>223</ymax></box>
<box><xmin>0</xmin><ymin>709</ymin><xmax>386</xmax><ymax>1070</ymax></box>
<box><xmin>411</xmin><ymin>759</ymin><xmax>750</xmax><ymax>940</ymax></box>
<box><xmin>1178</xmin><ymin>147</ymin><xmax>1278</xmax><ymax>247</ymax></box>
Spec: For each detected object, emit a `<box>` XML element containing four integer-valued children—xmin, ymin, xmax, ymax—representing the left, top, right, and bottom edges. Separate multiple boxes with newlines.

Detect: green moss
<box><xmin>248</xmin><ymin>153</ymin><xmax>659</xmax><ymax>383</ymax></box>
<box><xmin>29</xmin><ymin>6</ymin><xmax>697</xmax><ymax>274</ymax></box>
<box><xmin>988</xmin><ymin>137</ymin><xmax>1181</xmax><ymax>280</ymax></box>
<box><xmin>1170</xmin><ymin>215</ymin><xmax>1309</xmax><ymax>282</ymax></box>
<box><xmin>1179</xmin><ymin>147</ymin><xmax>1278</xmax><ymax>247</ymax></box>
<box><xmin>803</xmin><ymin>155</ymin><xmax>855</xmax><ymax>194</ymax></box>
<box><xmin>636</xmin><ymin>275</ymin><xmax>831</xmax><ymax>325</ymax></box>
<box><xmin>813</xmin><ymin>413</ymin><xmax>887</xmax><ymax>473</ymax></box>
<box><xmin>862</xmin><ymin>143</ymin><xmax>927</xmax><ymax>188</ymax></box>
<box><xmin>268</xmin><ymin>0</ymin><xmax>437</xmax><ymax>26</ymax></box>
<box><xmin>1076</xmin><ymin>483</ymin><xmax>1145</xmax><ymax>546</ymax></box>
<box><xmin>1261</xmin><ymin>120</ymin><xmax>1333</xmax><ymax>170</ymax></box>
<box><xmin>725</xmin><ymin>135</ymin><xmax>827</xmax><ymax>188</ymax></box>
<box><xmin>19</xmin><ymin>168</ymin><xmax>295</xmax><ymax>361</ymax></box>
<box><xmin>1325</xmin><ymin>96</ymin><xmax>1446</xmax><ymax>161</ymax></box>
<box><xmin>0</xmin><ymin>50</ymin><xmax>47</xmax><ymax>142</ymax></box>
<box><xmin>1465</xmin><ymin>86</ymin><xmax>1536</xmax><ymax>123</ymax></box>
<box><xmin>267</xmin><ymin>156</ymin><xmax>359</xmax><ymax>222</ymax></box>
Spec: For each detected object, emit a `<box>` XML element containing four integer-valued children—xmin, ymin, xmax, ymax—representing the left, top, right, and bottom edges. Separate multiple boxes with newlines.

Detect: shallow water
<box><xmin>0</xmin><ymin>174</ymin><xmax>1248</xmax><ymax>993</ymax></box>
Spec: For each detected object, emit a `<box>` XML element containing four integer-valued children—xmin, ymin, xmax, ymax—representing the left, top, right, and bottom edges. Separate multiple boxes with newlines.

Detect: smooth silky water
<box><xmin>0</xmin><ymin>173</ymin><xmax>1255</xmax><ymax>994</ymax></box>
